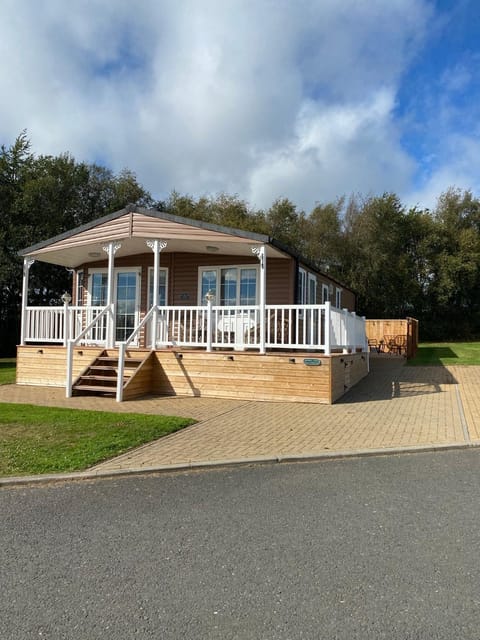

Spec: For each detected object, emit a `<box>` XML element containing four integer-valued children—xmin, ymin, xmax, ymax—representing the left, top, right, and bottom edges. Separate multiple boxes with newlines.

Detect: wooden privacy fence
<box><xmin>365</xmin><ymin>317</ymin><xmax>418</xmax><ymax>359</ymax></box>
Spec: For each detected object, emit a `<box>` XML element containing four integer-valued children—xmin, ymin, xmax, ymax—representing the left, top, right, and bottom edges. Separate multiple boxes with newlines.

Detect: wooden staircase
<box><xmin>72</xmin><ymin>349</ymin><xmax>148</xmax><ymax>397</ymax></box>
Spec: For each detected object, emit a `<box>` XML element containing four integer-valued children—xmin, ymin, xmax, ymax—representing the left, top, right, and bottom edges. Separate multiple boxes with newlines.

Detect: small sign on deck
<box><xmin>303</xmin><ymin>358</ymin><xmax>321</xmax><ymax>366</ymax></box>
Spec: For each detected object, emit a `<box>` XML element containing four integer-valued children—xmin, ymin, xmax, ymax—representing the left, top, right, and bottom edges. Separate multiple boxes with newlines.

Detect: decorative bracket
<box><xmin>24</xmin><ymin>258</ymin><xmax>35</xmax><ymax>274</ymax></box>
<box><xmin>102</xmin><ymin>242</ymin><xmax>122</xmax><ymax>256</ymax></box>
<box><xmin>251</xmin><ymin>245</ymin><xmax>265</xmax><ymax>268</ymax></box>
<box><xmin>146</xmin><ymin>239</ymin><xmax>168</xmax><ymax>252</ymax></box>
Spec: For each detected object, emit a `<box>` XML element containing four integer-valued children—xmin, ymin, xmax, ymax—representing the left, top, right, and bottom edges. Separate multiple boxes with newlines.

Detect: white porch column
<box><xmin>324</xmin><ymin>301</ymin><xmax>331</xmax><ymax>355</ymax></box>
<box><xmin>146</xmin><ymin>239</ymin><xmax>167</xmax><ymax>348</ymax></box>
<box><xmin>20</xmin><ymin>258</ymin><xmax>35</xmax><ymax>345</ymax></box>
<box><xmin>103</xmin><ymin>241</ymin><xmax>121</xmax><ymax>348</ymax></box>
<box><xmin>252</xmin><ymin>245</ymin><xmax>266</xmax><ymax>354</ymax></box>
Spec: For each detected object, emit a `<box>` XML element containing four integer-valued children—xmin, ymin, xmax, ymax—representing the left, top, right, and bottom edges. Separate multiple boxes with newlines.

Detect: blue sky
<box><xmin>1</xmin><ymin>0</ymin><xmax>480</xmax><ymax>212</ymax></box>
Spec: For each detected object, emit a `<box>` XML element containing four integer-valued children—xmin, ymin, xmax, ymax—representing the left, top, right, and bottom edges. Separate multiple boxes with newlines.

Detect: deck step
<box><xmin>72</xmin><ymin>350</ymin><xmax>147</xmax><ymax>398</ymax></box>
<box><xmin>77</xmin><ymin>375</ymin><xmax>126</xmax><ymax>383</ymax></box>
<box><xmin>73</xmin><ymin>384</ymin><xmax>117</xmax><ymax>394</ymax></box>
<box><xmin>97</xmin><ymin>356</ymin><xmax>143</xmax><ymax>364</ymax></box>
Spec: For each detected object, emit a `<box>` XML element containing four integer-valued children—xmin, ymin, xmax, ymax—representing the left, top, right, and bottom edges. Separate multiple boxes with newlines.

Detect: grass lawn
<box><xmin>0</xmin><ymin>403</ymin><xmax>194</xmax><ymax>477</ymax></box>
<box><xmin>0</xmin><ymin>358</ymin><xmax>16</xmax><ymax>385</ymax></box>
<box><xmin>408</xmin><ymin>342</ymin><xmax>480</xmax><ymax>366</ymax></box>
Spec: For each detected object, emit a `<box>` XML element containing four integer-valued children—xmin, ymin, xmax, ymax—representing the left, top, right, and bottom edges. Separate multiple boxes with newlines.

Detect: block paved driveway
<box><xmin>1</xmin><ymin>356</ymin><xmax>479</xmax><ymax>472</ymax></box>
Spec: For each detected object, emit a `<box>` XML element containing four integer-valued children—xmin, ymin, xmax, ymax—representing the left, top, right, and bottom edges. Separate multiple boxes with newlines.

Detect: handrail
<box><xmin>116</xmin><ymin>306</ymin><xmax>157</xmax><ymax>402</ymax></box>
<box><xmin>66</xmin><ymin>304</ymin><xmax>112</xmax><ymax>398</ymax></box>
<box><xmin>72</xmin><ymin>304</ymin><xmax>112</xmax><ymax>345</ymax></box>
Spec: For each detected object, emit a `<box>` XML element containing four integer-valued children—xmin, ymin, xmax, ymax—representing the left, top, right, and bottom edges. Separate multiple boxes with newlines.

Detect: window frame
<box><xmin>335</xmin><ymin>287</ymin><xmax>342</xmax><ymax>309</ymax></box>
<box><xmin>322</xmin><ymin>283</ymin><xmax>330</xmax><ymax>304</ymax></box>
<box><xmin>307</xmin><ymin>273</ymin><xmax>317</xmax><ymax>304</ymax></box>
<box><xmin>147</xmin><ymin>267</ymin><xmax>169</xmax><ymax>307</ymax></box>
<box><xmin>197</xmin><ymin>264</ymin><xmax>260</xmax><ymax>306</ymax></box>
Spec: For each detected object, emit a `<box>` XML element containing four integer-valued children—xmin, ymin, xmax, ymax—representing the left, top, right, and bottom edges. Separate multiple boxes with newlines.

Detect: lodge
<box><xmin>17</xmin><ymin>205</ymin><xmax>369</xmax><ymax>403</ymax></box>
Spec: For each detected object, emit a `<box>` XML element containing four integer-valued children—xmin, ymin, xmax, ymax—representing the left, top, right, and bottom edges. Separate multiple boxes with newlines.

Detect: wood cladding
<box><xmin>17</xmin><ymin>348</ymin><xmax>368</xmax><ymax>403</ymax></box>
<box><xmin>77</xmin><ymin>251</ymin><xmax>353</xmax><ymax>310</ymax></box>
<box><xmin>131</xmin><ymin>213</ymin><xmax>251</xmax><ymax>243</ymax></box>
<box><xmin>366</xmin><ymin>318</ymin><xmax>419</xmax><ymax>358</ymax></box>
<box><xmin>330</xmin><ymin>353</ymin><xmax>369</xmax><ymax>402</ymax></box>
<box><xmin>33</xmin><ymin>216</ymin><xmax>131</xmax><ymax>254</ymax></box>
<box><xmin>152</xmin><ymin>351</ymin><xmax>333</xmax><ymax>403</ymax></box>
<box><xmin>16</xmin><ymin>346</ymin><xmax>104</xmax><ymax>386</ymax></box>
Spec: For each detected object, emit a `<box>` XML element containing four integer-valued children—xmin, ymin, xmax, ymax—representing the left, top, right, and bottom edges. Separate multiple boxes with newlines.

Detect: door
<box><xmin>114</xmin><ymin>270</ymin><xmax>140</xmax><ymax>343</ymax></box>
<box><xmin>87</xmin><ymin>269</ymin><xmax>140</xmax><ymax>344</ymax></box>
<box><xmin>87</xmin><ymin>271</ymin><xmax>108</xmax><ymax>342</ymax></box>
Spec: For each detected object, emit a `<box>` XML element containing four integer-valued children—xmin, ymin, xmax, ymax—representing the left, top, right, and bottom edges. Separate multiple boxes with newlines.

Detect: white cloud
<box><xmin>248</xmin><ymin>89</ymin><xmax>415</xmax><ymax>208</ymax></box>
<box><xmin>406</xmin><ymin>134</ymin><xmax>480</xmax><ymax>210</ymax></box>
<box><xmin>0</xmin><ymin>0</ymin><xmax>434</xmax><ymax>211</ymax></box>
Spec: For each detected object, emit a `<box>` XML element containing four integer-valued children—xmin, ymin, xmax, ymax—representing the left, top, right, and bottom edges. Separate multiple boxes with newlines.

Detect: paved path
<box><xmin>1</xmin><ymin>356</ymin><xmax>479</xmax><ymax>475</ymax></box>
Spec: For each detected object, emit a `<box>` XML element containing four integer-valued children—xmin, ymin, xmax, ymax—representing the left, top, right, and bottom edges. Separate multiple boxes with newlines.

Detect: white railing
<box><xmin>330</xmin><ymin>306</ymin><xmax>368</xmax><ymax>353</ymax></box>
<box><xmin>146</xmin><ymin>302</ymin><xmax>365</xmax><ymax>353</ymax></box>
<box><xmin>24</xmin><ymin>302</ymin><xmax>367</xmax><ymax>355</ymax></box>
<box><xmin>24</xmin><ymin>306</ymin><xmax>107</xmax><ymax>345</ymax></box>
<box><xmin>23</xmin><ymin>306</ymin><xmax>66</xmax><ymax>343</ymax></box>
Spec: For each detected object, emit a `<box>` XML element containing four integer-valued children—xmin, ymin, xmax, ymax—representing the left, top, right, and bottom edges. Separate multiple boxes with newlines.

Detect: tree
<box><xmin>422</xmin><ymin>188</ymin><xmax>480</xmax><ymax>339</ymax></box>
<box><xmin>264</xmin><ymin>198</ymin><xmax>305</xmax><ymax>252</ymax></box>
<box><xmin>0</xmin><ymin>132</ymin><xmax>153</xmax><ymax>355</ymax></box>
<box><xmin>340</xmin><ymin>193</ymin><xmax>421</xmax><ymax>318</ymax></box>
<box><xmin>302</xmin><ymin>198</ymin><xmax>345</xmax><ymax>276</ymax></box>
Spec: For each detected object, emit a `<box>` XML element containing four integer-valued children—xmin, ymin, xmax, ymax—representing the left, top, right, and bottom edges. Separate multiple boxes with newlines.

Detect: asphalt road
<box><xmin>2</xmin><ymin>450</ymin><xmax>480</xmax><ymax>639</ymax></box>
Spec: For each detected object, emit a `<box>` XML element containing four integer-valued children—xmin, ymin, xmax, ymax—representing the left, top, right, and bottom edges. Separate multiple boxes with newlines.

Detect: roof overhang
<box><xmin>19</xmin><ymin>207</ymin><xmax>290</xmax><ymax>268</ymax></box>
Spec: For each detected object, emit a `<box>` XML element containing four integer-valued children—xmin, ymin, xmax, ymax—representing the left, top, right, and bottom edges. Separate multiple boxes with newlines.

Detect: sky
<box><xmin>1</xmin><ymin>0</ymin><xmax>480</xmax><ymax>213</ymax></box>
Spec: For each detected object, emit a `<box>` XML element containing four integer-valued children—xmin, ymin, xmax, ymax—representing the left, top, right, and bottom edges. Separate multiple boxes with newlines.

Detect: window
<box><xmin>89</xmin><ymin>272</ymin><xmax>108</xmax><ymax>306</ymax></box>
<box><xmin>335</xmin><ymin>287</ymin><xmax>342</xmax><ymax>308</ymax></box>
<box><xmin>148</xmin><ymin>267</ymin><xmax>168</xmax><ymax>306</ymax></box>
<box><xmin>297</xmin><ymin>268</ymin><xmax>307</xmax><ymax>304</ymax></box>
<box><xmin>298</xmin><ymin>268</ymin><xmax>317</xmax><ymax>304</ymax></box>
<box><xmin>76</xmin><ymin>270</ymin><xmax>84</xmax><ymax>306</ymax></box>
<box><xmin>198</xmin><ymin>266</ymin><xmax>259</xmax><ymax>305</ymax></box>
<box><xmin>308</xmin><ymin>273</ymin><xmax>317</xmax><ymax>304</ymax></box>
<box><xmin>322</xmin><ymin>284</ymin><xmax>330</xmax><ymax>303</ymax></box>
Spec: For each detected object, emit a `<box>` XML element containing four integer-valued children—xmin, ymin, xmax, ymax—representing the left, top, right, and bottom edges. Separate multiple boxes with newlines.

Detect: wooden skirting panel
<box><xmin>330</xmin><ymin>353</ymin><xmax>369</xmax><ymax>403</ymax></box>
<box><xmin>123</xmin><ymin>352</ymin><xmax>155</xmax><ymax>400</ymax></box>
<box><xmin>16</xmin><ymin>346</ymin><xmax>369</xmax><ymax>403</ymax></box>
<box><xmin>153</xmin><ymin>351</ymin><xmax>368</xmax><ymax>404</ymax></box>
<box><xmin>16</xmin><ymin>345</ymin><xmax>104</xmax><ymax>387</ymax></box>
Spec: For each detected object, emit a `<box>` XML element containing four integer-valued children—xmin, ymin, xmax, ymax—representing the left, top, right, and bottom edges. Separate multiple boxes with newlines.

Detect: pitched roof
<box><xmin>19</xmin><ymin>204</ymin><xmax>354</xmax><ymax>293</ymax></box>
<box><xmin>20</xmin><ymin>205</ymin><xmax>287</xmax><ymax>267</ymax></box>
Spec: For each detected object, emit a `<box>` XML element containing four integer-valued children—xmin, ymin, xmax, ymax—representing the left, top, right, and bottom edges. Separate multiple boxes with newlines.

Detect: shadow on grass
<box><xmin>338</xmin><ymin>355</ymin><xmax>458</xmax><ymax>404</ymax></box>
<box><xmin>408</xmin><ymin>347</ymin><xmax>458</xmax><ymax>366</ymax></box>
<box><xmin>0</xmin><ymin>360</ymin><xmax>16</xmax><ymax>369</ymax></box>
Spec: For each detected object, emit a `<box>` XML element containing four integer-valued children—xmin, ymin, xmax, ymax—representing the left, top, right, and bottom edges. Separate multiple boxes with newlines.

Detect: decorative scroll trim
<box><xmin>146</xmin><ymin>239</ymin><xmax>168</xmax><ymax>252</ymax></box>
<box><xmin>24</xmin><ymin>258</ymin><xmax>35</xmax><ymax>272</ymax></box>
<box><xmin>102</xmin><ymin>242</ymin><xmax>122</xmax><ymax>255</ymax></box>
<box><xmin>251</xmin><ymin>245</ymin><xmax>265</xmax><ymax>268</ymax></box>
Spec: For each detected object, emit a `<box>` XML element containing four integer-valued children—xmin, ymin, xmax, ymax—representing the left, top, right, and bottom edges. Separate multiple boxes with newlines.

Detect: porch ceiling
<box><xmin>21</xmin><ymin>209</ymin><xmax>289</xmax><ymax>268</ymax></box>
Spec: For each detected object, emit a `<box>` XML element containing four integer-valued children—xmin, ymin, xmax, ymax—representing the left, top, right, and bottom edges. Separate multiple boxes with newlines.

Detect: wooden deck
<box><xmin>16</xmin><ymin>345</ymin><xmax>369</xmax><ymax>404</ymax></box>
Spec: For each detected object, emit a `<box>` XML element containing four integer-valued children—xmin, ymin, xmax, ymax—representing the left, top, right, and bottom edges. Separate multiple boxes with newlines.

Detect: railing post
<box><xmin>66</xmin><ymin>339</ymin><xmax>73</xmax><ymax>398</ymax></box>
<box><xmin>324</xmin><ymin>301</ymin><xmax>331</xmax><ymax>355</ymax></box>
<box><xmin>205</xmin><ymin>293</ymin><xmax>214</xmax><ymax>352</ymax></box>
<box><xmin>350</xmin><ymin>311</ymin><xmax>356</xmax><ymax>351</ymax></box>
<box><xmin>341</xmin><ymin>308</ymin><xmax>348</xmax><ymax>353</ymax></box>
<box><xmin>61</xmin><ymin>292</ymin><xmax>72</xmax><ymax>347</ymax></box>
<box><xmin>116</xmin><ymin>342</ymin><xmax>125</xmax><ymax>402</ymax></box>
<box><xmin>103</xmin><ymin>241</ymin><xmax>121</xmax><ymax>348</ymax></box>
<box><xmin>252</xmin><ymin>245</ymin><xmax>266</xmax><ymax>354</ymax></box>
<box><xmin>146</xmin><ymin>239</ymin><xmax>167</xmax><ymax>348</ymax></box>
<box><xmin>20</xmin><ymin>258</ymin><xmax>35</xmax><ymax>345</ymax></box>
